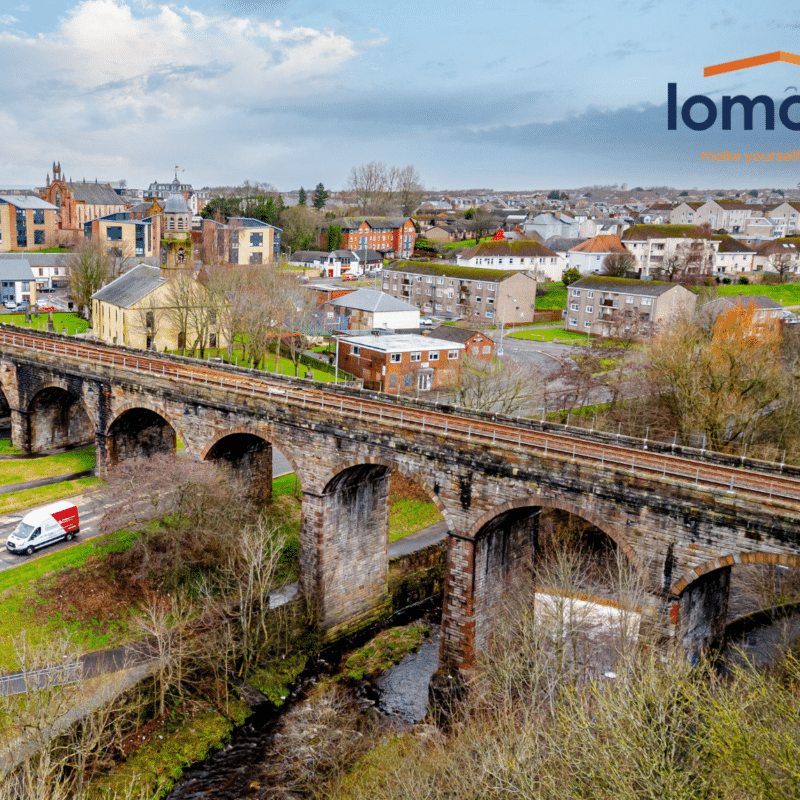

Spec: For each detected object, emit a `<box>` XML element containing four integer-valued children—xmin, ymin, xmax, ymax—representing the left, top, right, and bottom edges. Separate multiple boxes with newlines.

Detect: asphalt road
<box><xmin>0</xmin><ymin>448</ymin><xmax>295</xmax><ymax>573</ymax></box>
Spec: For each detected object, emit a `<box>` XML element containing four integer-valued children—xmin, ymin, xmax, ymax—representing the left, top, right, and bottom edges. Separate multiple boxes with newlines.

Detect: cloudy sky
<box><xmin>2</xmin><ymin>0</ymin><xmax>800</xmax><ymax>191</ymax></box>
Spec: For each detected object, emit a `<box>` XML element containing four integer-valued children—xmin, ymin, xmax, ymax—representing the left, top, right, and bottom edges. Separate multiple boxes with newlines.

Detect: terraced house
<box><xmin>564</xmin><ymin>276</ymin><xmax>696</xmax><ymax>338</ymax></box>
<box><xmin>382</xmin><ymin>261</ymin><xmax>537</xmax><ymax>324</ymax></box>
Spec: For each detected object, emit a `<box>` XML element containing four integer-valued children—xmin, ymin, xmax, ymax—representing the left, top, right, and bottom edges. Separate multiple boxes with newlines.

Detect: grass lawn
<box><xmin>714</xmin><ymin>283</ymin><xmax>800</xmax><ymax>305</ymax></box>
<box><xmin>536</xmin><ymin>282</ymin><xmax>567</xmax><ymax>310</ymax></box>
<box><xmin>0</xmin><ymin>530</ymin><xmax>137</xmax><ymax>670</ymax></box>
<box><xmin>185</xmin><ymin>348</ymin><xmax>344</xmax><ymax>383</ymax></box>
<box><xmin>0</xmin><ymin>446</ymin><xmax>95</xmax><ymax>486</ymax></box>
<box><xmin>388</xmin><ymin>474</ymin><xmax>443</xmax><ymax>542</ymax></box>
<box><xmin>508</xmin><ymin>326</ymin><xmax>592</xmax><ymax>343</ymax></box>
<box><xmin>0</xmin><ymin>477</ymin><xmax>102</xmax><ymax>515</ymax></box>
<box><xmin>443</xmin><ymin>237</ymin><xmax>492</xmax><ymax>250</ymax></box>
<box><xmin>0</xmin><ymin>441</ymin><xmax>21</xmax><ymax>456</ymax></box>
<box><xmin>4</xmin><ymin>312</ymin><xmax>89</xmax><ymax>336</ymax></box>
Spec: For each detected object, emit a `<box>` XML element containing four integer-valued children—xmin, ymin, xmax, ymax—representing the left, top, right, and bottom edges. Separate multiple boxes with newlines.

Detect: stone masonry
<box><xmin>3</xmin><ymin>335</ymin><xmax>800</xmax><ymax>672</ymax></box>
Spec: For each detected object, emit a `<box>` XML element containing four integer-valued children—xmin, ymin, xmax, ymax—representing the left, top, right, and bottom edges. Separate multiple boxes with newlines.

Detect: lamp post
<box><xmin>334</xmin><ymin>334</ymin><xmax>340</xmax><ymax>384</ymax></box>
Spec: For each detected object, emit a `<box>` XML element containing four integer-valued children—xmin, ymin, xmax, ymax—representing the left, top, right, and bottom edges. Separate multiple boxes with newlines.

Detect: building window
<box><xmin>642</xmin><ymin>297</ymin><xmax>653</xmax><ymax>306</ymax></box>
<box><xmin>569</xmin><ymin>318</ymin><xmax>577</xmax><ymax>326</ymax></box>
<box><xmin>249</xmin><ymin>252</ymin><xmax>262</xmax><ymax>264</ymax></box>
<box><xmin>33</xmin><ymin>210</ymin><xmax>44</xmax><ymax>225</ymax></box>
<box><xmin>570</xmin><ymin>303</ymin><xmax>579</xmax><ymax>311</ymax></box>
<box><xmin>38</xmin><ymin>268</ymin><xmax>44</xmax><ymax>276</ymax></box>
<box><xmin>482</xmin><ymin>345</ymin><xmax>491</xmax><ymax>354</ymax></box>
<box><xmin>572</xmin><ymin>289</ymin><xmax>581</xmax><ymax>297</ymax></box>
<box><xmin>585</xmin><ymin>320</ymin><xmax>592</xmax><ymax>328</ymax></box>
<box><xmin>428</xmin><ymin>351</ymin><xmax>439</xmax><ymax>360</ymax></box>
<box><xmin>390</xmin><ymin>353</ymin><xmax>401</xmax><ymax>362</ymax></box>
<box><xmin>351</xmin><ymin>345</ymin><xmax>361</xmax><ymax>356</ymax></box>
<box><xmin>107</xmin><ymin>226</ymin><xmax>122</xmax><ymax>241</ymax></box>
<box><xmin>448</xmin><ymin>350</ymin><xmax>459</xmax><ymax>359</ymax></box>
<box><xmin>250</xmin><ymin>231</ymin><xmax>263</xmax><ymax>246</ymax></box>
<box><xmin>626</xmin><ymin>295</ymin><xmax>634</xmax><ymax>304</ymax></box>
<box><xmin>587</xmin><ymin>291</ymin><xmax>594</xmax><ymax>298</ymax></box>
<box><xmin>410</xmin><ymin>352</ymin><xmax>421</xmax><ymax>362</ymax></box>
<box><xmin>586</xmin><ymin>305</ymin><xmax>593</xmax><ymax>313</ymax></box>
<box><xmin>389</xmin><ymin>373</ymin><xmax>397</xmax><ymax>388</ymax></box>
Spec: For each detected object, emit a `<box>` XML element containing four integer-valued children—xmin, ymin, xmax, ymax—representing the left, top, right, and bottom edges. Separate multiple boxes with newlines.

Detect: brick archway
<box><xmin>105</xmin><ymin>400</ymin><xmax>185</xmax><ymax>443</ymax></box>
<box><xmin>27</xmin><ymin>384</ymin><xmax>93</xmax><ymax>452</ymax></box>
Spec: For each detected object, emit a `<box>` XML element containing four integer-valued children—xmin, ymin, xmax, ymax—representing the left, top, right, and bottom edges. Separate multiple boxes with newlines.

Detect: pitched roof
<box><xmin>756</xmin><ymin>238</ymin><xmax>800</xmax><ymax>256</ymax></box>
<box><xmin>334</xmin><ymin>216</ymin><xmax>411</xmax><ymax>231</ymax></box>
<box><xmin>291</xmin><ymin>250</ymin><xmax>329</xmax><ymax>261</ymax></box>
<box><xmin>429</xmin><ymin>326</ymin><xmax>488</xmax><ymax>345</ymax></box>
<box><xmin>459</xmin><ymin>240</ymin><xmax>558</xmax><ymax>259</ymax></box>
<box><xmin>0</xmin><ymin>259</ymin><xmax>36</xmax><ymax>281</ymax></box>
<box><xmin>326</xmin><ymin>289</ymin><xmax>418</xmax><ymax>314</ymax></box>
<box><xmin>163</xmin><ymin>193</ymin><xmax>190</xmax><ymax>214</ymax></box>
<box><xmin>570</xmin><ymin>275</ymin><xmax>680</xmax><ymax>297</ymax></box>
<box><xmin>703</xmin><ymin>295</ymin><xmax>783</xmax><ymax>312</ymax></box>
<box><xmin>67</xmin><ymin>182</ymin><xmax>126</xmax><ymax>206</ymax></box>
<box><xmin>711</xmin><ymin>235</ymin><xmax>756</xmax><ymax>253</ymax></box>
<box><xmin>0</xmin><ymin>195</ymin><xmax>57</xmax><ymax>211</ymax></box>
<box><xmin>390</xmin><ymin>260</ymin><xmax>528</xmax><ymax>282</ymax></box>
<box><xmin>569</xmin><ymin>235</ymin><xmax>627</xmax><ymax>254</ymax></box>
<box><xmin>545</xmin><ymin>236</ymin><xmax>586</xmax><ymax>252</ymax></box>
<box><xmin>91</xmin><ymin>264</ymin><xmax>168</xmax><ymax>308</ymax></box>
<box><xmin>622</xmin><ymin>224</ymin><xmax>711</xmax><ymax>240</ymax></box>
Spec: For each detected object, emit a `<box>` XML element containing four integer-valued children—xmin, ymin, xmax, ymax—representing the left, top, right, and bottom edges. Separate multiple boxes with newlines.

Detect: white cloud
<box><xmin>0</xmin><ymin>14</ymin><xmax>19</xmax><ymax>24</ymax></box>
<box><xmin>0</xmin><ymin>1</ymin><xmax>358</xmax><ymax>115</ymax></box>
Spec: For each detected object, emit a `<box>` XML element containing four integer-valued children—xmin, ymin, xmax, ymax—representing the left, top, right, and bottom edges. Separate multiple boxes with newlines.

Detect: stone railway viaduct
<box><xmin>3</xmin><ymin>329</ymin><xmax>800</xmax><ymax>670</ymax></box>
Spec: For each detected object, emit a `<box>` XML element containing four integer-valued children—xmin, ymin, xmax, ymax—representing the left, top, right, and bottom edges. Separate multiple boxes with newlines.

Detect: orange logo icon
<box><xmin>704</xmin><ymin>51</ymin><xmax>800</xmax><ymax>77</ymax></box>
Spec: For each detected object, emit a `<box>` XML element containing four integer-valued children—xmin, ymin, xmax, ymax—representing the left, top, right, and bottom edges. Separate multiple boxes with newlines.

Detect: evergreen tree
<box><xmin>313</xmin><ymin>183</ymin><xmax>329</xmax><ymax>210</ymax></box>
<box><xmin>326</xmin><ymin>223</ymin><xmax>342</xmax><ymax>251</ymax></box>
<box><xmin>298</xmin><ymin>186</ymin><xmax>307</xmax><ymax>206</ymax></box>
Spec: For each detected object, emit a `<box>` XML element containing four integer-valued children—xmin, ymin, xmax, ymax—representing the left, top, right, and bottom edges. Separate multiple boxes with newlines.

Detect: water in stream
<box><xmin>164</xmin><ymin>623</ymin><xmax>440</xmax><ymax>799</ymax></box>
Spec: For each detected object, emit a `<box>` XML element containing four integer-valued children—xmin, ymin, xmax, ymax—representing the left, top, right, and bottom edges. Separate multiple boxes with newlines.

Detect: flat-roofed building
<box><xmin>337</xmin><ymin>332</ymin><xmax>465</xmax><ymax>393</ymax></box>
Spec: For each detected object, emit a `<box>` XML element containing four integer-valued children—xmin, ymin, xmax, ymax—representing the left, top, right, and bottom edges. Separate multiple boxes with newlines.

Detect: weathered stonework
<box><xmin>3</xmin><ymin>335</ymin><xmax>800</xmax><ymax>671</ymax></box>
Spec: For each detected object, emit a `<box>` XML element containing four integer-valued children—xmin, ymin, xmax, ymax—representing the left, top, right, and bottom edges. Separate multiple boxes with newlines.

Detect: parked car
<box><xmin>3</xmin><ymin>301</ymin><xmax>17</xmax><ymax>310</ymax></box>
<box><xmin>6</xmin><ymin>501</ymin><xmax>80</xmax><ymax>555</ymax></box>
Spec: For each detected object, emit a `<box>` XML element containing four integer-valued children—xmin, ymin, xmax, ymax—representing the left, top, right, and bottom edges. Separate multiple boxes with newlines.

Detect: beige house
<box><xmin>565</xmin><ymin>276</ymin><xmax>696</xmax><ymax>338</ymax></box>
<box><xmin>382</xmin><ymin>261</ymin><xmax>537</xmax><ymax>324</ymax></box>
<box><xmin>92</xmin><ymin>264</ymin><xmax>225</xmax><ymax>352</ymax></box>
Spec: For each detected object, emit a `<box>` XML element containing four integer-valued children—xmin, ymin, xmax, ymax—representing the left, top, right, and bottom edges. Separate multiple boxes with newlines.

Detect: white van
<box><xmin>6</xmin><ymin>501</ymin><xmax>80</xmax><ymax>556</ymax></box>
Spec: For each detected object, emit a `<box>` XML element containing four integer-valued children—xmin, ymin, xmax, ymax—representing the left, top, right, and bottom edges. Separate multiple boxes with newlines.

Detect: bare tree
<box><xmin>68</xmin><ymin>238</ymin><xmax>112</xmax><ymax>321</ymax></box>
<box><xmin>347</xmin><ymin>161</ymin><xmax>399</xmax><ymax>214</ymax></box>
<box><xmin>768</xmin><ymin>251</ymin><xmax>796</xmax><ymax>283</ymax></box>
<box><xmin>447</xmin><ymin>355</ymin><xmax>542</xmax><ymax>415</ymax></box>
<box><xmin>601</xmin><ymin>252</ymin><xmax>636</xmax><ymax>277</ymax></box>
<box><xmin>395</xmin><ymin>164</ymin><xmax>424</xmax><ymax>216</ymax></box>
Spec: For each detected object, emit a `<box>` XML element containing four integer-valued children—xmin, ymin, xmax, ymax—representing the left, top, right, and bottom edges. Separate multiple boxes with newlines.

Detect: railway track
<box><xmin>3</xmin><ymin>329</ymin><xmax>800</xmax><ymax>511</ymax></box>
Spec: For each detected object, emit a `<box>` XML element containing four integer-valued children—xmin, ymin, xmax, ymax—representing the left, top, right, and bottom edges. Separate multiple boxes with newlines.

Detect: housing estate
<box><xmin>621</xmin><ymin>225</ymin><xmax>720</xmax><ymax>279</ymax></box>
<box><xmin>455</xmin><ymin>240</ymin><xmax>562</xmax><ymax>281</ymax></box>
<box><xmin>0</xmin><ymin>259</ymin><xmax>37</xmax><ymax>307</ymax></box>
<box><xmin>382</xmin><ymin>261</ymin><xmax>537</xmax><ymax>324</ymax></box>
<box><xmin>198</xmin><ymin>217</ymin><xmax>281</xmax><ymax>265</ymax></box>
<box><xmin>564</xmin><ymin>276</ymin><xmax>696</xmax><ymax>337</ymax></box>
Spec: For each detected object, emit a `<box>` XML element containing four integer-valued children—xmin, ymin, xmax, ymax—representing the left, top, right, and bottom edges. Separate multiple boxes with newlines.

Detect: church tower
<box><xmin>160</xmin><ymin>192</ymin><xmax>193</xmax><ymax>274</ymax></box>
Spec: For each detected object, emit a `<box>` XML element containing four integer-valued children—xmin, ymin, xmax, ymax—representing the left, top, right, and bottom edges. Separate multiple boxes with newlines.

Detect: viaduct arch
<box><xmin>3</xmin><ymin>333</ymin><xmax>800</xmax><ymax>673</ymax></box>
